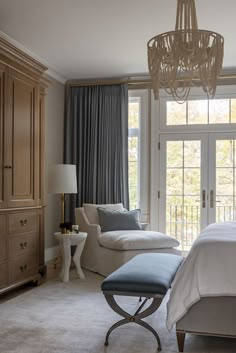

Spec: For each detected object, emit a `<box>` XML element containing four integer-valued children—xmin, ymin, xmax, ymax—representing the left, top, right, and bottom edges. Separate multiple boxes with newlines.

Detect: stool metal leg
<box><xmin>134</xmin><ymin>318</ymin><xmax>162</xmax><ymax>351</ymax></box>
<box><xmin>104</xmin><ymin>294</ymin><xmax>163</xmax><ymax>351</ymax></box>
<box><xmin>104</xmin><ymin>319</ymin><xmax>128</xmax><ymax>346</ymax></box>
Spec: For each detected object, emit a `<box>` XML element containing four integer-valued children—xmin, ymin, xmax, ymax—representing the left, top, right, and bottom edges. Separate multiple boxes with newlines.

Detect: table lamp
<box><xmin>48</xmin><ymin>164</ymin><xmax>77</xmax><ymax>233</ymax></box>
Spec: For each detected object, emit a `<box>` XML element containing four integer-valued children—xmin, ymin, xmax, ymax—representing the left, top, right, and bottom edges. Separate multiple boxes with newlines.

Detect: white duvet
<box><xmin>166</xmin><ymin>221</ymin><xmax>236</xmax><ymax>330</ymax></box>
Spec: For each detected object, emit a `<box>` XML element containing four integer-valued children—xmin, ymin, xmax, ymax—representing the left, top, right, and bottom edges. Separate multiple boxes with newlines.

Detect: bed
<box><xmin>166</xmin><ymin>221</ymin><xmax>236</xmax><ymax>352</ymax></box>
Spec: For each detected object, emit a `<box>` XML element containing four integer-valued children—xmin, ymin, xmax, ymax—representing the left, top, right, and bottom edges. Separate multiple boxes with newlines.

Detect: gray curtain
<box><xmin>64</xmin><ymin>84</ymin><xmax>129</xmax><ymax>223</ymax></box>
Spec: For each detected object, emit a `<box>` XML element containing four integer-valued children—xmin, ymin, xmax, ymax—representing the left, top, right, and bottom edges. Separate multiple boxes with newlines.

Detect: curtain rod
<box><xmin>66</xmin><ymin>73</ymin><xmax>236</xmax><ymax>87</ymax></box>
<box><xmin>67</xmin><ymin>78</ymin><xmax>150</xmax><ymax>87</ymax></box>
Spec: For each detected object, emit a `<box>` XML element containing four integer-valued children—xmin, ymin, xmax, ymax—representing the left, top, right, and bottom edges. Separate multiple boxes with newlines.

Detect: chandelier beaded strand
<box><xmin>147</xmin><ymin>0</ymin><xmax>224</xmax><ymax>103</ymax></box>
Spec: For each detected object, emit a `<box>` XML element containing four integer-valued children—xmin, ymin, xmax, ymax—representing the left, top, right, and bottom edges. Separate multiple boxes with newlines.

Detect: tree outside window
<box><xmin>128</xmin><ymin>98</ymin><xmax>140</xmax><ymax>210</ymax></box>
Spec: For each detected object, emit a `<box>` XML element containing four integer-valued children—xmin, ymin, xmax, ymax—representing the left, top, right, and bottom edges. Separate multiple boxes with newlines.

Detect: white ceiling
<box><xmin>0</xmin><ymin>0</ymin><xmax>235</xmax><ymax>83</ymax></box>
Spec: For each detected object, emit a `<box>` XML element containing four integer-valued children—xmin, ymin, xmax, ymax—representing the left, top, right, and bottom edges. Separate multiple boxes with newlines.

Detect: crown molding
<box><xmin>0</xmin><ymin>31</ymin><xmax>67</xmax><ymax>84</ymax></box>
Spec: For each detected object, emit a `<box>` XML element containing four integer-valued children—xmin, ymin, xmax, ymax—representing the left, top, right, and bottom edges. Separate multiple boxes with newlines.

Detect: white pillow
<box><xmin>83</xmin><ymin>203</ymin><xmax>124</xmax><ymax>225</ymax></box>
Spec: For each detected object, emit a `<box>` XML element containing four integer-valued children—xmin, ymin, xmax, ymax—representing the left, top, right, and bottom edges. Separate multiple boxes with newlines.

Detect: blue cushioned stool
<box><xmin>101</xmin><ymin>253</ymin><xmax>183</xmax><ymax>351</ymax></box>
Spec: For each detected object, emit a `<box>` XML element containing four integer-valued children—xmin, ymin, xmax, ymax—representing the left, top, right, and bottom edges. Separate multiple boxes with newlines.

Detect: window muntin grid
<box><xmin>167</xmin><ymin>99</ymin><xmax>236</xmax><ymax>125</ymax></box>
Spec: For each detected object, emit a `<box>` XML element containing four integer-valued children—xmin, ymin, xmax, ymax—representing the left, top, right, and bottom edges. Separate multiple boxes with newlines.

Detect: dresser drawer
<box><xmin>0</xmin><ymin>215</ymin><xmax>7</xmax><ymax>236</ymax></box>
<box><xmin>0</xmin><ymin>263</ymin><xmax>7</xmax><ymax>288</ymax></box>
<box><xmin>0</xmin><ymin>238</ymin><xmax>7</xmax><ymax>263</ymax></box>
<box><xmin>8</xmin><ymin>212</ymin><xmax>37</xmax><ymax>235</ymax></box>
<box><xmin>9</xmin><ymin>254</ymin><xmax>38</xmax><ymax>283</ymax></box>
<box><xmin>8</xmin><ymin>233</ymin><xmax>38</xmax><ymax>260</ymax></box>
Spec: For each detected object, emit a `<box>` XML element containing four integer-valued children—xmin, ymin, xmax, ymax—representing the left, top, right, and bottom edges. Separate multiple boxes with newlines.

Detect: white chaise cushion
<box><xmin>98</xmin><ymin>230</ymin><xmax>180</xmax><ymax>250</ymax></box>
<box><xmin>83</xmin><ymin>203</ymin><xmax>124</xmax><ymax>225</ymax></box>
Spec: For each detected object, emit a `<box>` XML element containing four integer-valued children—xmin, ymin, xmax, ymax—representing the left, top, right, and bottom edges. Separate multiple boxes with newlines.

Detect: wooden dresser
<box><xmin>0</xmin><ymin>37</ymin><xmax>48</xmax><ymax>294</ymax></box>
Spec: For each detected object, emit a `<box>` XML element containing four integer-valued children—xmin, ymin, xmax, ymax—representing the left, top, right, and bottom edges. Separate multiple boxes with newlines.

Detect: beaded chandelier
<box><xmin>147</xmin><ymin>0</ymin><xmax>224</xmax><ymax>103</ymax></box>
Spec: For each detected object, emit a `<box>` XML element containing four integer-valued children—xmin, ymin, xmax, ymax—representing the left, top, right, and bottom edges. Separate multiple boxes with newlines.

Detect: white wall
<box><xmin>44</xmin><ymin>76</ymin><xmax>65</xmax><ymax>261</ymax></box>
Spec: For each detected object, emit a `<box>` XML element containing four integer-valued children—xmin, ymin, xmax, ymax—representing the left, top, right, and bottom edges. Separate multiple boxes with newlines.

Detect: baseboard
<box><xmin>45</xmin><ymin>245</ymin><xmax>60</xmax><ymax>262</ymax></box>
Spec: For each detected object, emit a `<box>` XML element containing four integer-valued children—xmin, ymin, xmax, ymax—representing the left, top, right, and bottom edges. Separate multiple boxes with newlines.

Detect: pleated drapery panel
<box><xmin>64</xmin><ymin>84</ymin><xmax>129</xmax><ymax>223</ymax></box>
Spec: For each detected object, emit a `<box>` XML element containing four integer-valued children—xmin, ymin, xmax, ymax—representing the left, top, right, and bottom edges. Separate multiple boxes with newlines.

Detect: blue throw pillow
<box><xmin>97</xmin><ymin>208</ymin><xmax>142</xmax><ymax>232</ymax></box>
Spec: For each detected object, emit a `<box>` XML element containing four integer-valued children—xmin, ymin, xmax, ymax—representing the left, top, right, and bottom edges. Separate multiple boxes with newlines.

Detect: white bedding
<box><xmin>166</xmin><ymin>221</ymin><xmax>236</xmax><ymax>330</ymax></box>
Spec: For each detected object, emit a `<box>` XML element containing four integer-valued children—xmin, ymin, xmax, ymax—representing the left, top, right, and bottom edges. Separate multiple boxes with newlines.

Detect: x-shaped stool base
<box><xmin>104</xmin><ymin>293</ymin><xmax>163</xmax><ymax>351</ymax></box>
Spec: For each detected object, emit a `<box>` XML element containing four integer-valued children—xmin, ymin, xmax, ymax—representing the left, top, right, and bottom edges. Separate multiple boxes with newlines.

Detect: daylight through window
<box><xmin>128</xmin><ymin>97</ymin><xmax>140</xmax><ymax>210</ymax></box>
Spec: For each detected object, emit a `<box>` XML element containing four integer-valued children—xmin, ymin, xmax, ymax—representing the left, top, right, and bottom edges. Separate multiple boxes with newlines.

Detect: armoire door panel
<box><xmin>0</xmin><ymin>214</ymin><xmax>7</xmax><ymax>236</ymax></box>
<box><xmin>6</xmin><ymin>70</ymin><xmax>38</xmax><ymax>207</ymax></box>
<box><xmin>0</xmin><ymin>238</ymin><xmax>7</xmax><ymax>263</ymax></box>
<box><xmin>0</xmin><ymin>263</ymin><xmax>7</xmax><ymax>288</ymax></box>
<box><xmin>0</xmin><ymin>63</ymin><xmax>7</xmax><ymax>208</ymax></box>
<box><xmin>13</xmin><ymin>82</ymin><xmax>33</xmax><ymax>196</ymax></box>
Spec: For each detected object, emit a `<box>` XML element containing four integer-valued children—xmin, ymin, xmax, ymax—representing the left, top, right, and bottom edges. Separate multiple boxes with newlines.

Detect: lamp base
<box><xmin>60</xmin><ymin>223</ymin><xmax>66</xmax><ymax>234</ymax></box>
<box><xmin>60</xmin><ymin>222</ymin><xmax>72</xmax><ymax>234</ymax></box>
<box><xmin>60</xmin><ymin>227</ymin><xmax>67</xmax><ymax>234</ymax></box>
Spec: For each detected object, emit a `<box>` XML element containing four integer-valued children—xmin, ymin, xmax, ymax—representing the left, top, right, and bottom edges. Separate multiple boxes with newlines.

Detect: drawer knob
<box><xmin>20</xmin><ymin>219</ymin><xmax>27</xmax><ymax>226</ymax></box>
<box><xmin>20</xmin><ymin>242</ymin><xmax>27</xmax><ymax>249</ymax></box>
<box><xmin>20</xmin><ymin>264</ymin><xmax>27</xmax><ymax>272</ymax></box>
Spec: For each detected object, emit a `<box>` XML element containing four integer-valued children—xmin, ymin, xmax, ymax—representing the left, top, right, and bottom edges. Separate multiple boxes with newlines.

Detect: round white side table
<box><xmin>54</xmin><ymin>232</ymin><xmax>87</xmax><ymax>283</ymax></box>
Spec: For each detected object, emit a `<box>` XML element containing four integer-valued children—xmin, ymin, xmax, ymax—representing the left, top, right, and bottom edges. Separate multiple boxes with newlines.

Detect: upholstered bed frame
<box><xmin>176</xmin><ymin>296</ymin><xmax>236</xmax><ymax>351</ymax></box>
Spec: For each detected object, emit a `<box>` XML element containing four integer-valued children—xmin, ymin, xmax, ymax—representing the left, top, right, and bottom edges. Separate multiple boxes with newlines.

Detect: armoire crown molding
<box><xmin>0</xmin><ymin>31</ymin><xmax>66</xmax><ymax>84</ymax></box>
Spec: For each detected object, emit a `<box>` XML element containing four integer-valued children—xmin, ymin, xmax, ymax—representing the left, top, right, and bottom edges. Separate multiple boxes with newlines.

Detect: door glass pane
<box><xmin>184</xmin><ymin>169</ymin><xmax>200</xmax><ymax>195</ymax></box>
<box><xmin>216</xmin><ymin>169</ymin><xmax>233</xmax><ymax>195</ymax></box>
<box><xmin>216</xmin><ymin>140</ymin><xmax>234</xmax><ymax>167</ymax></box>
<box><xmin>166</xmin><ymin>140</ymin><xmax>201</xmax><ymax>250</ymax></box>
<box><xmin>184</xmin><ymin>140</ymin><xmax>201</xmax><ymax>167</ymax></box>
<box><xmin>166</xmin><ymin>141</ymin><xmax>183</xmax><ymax>167</ymax></box>
<box><xmin>215</xmin><ymin>140</ymin><xmax>236</xmax><ymax>222</ymax></box>
<box><xmin>166</xmin><ymin>169</ymin><xmax>183</xmax><ymax>195</ymax></box>
<box><xmin>216</xmin><ymin>196</ymin><xmax>234</xmax><ymax>222</ymax></box>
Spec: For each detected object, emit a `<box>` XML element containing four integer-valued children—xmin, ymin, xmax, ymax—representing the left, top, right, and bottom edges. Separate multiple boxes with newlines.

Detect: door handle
<box><xmin>195</xmin><ymin>190</ymin><xmax>206</xmax><ymax>208</ymax></box>
<box><xmin>202</xmin><ymin>190</ymin><xmax>206</xmax><ymax>208</ymax></box>
<box><xmin>210</xmin><ymin>190</ymin><xmax>221</xmax><ymax>208</ymax></box>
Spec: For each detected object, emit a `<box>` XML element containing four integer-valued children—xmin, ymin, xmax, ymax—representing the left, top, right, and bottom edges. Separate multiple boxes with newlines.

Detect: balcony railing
<box><xmin>166</xmin><ymin>205</ymin><xmax>236</xmax><ymax>251</ymax></box>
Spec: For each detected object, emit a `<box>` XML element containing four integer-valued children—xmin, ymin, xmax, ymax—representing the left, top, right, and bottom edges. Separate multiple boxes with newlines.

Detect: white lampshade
<box><xmin>48</xmin><ymin>164</ymin><xmax>77</xmax><ymax>194</ymax></box>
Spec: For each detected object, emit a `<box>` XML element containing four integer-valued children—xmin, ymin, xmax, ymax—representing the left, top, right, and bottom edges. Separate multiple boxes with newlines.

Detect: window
<box><xmin>128</xmin><ymin>97</ymin><xmax>140</xmax><ymax>210</ymax></box>
<box><xmin>128</xmin><ymin>90</ymin><xmax>149</xmax><ymax>221</ymax></box>
<box><xmin>166</xmin><ymin>98</ymin><xmax>236</xmax><ymax>126</ymax></box>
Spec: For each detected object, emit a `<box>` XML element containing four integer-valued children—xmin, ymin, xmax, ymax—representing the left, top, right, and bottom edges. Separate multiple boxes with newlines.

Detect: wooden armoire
<box><xmin>0</xmin><ymin>37</ymin><xmax>48</xmax><ymax>294</ymax></box>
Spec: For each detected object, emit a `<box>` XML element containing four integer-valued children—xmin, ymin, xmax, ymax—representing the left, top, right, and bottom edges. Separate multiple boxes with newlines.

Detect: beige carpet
<box><xmin>0</xmin><ymin>270</ymin><xmax>236</xmax><ymax>353</ymax></box>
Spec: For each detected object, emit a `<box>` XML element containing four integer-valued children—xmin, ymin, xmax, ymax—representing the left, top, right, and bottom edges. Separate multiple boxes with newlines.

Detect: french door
<box><xmin>159</xmin><ymin>132</ymin><xmax>236</xmax><ymax>250</ymax></box>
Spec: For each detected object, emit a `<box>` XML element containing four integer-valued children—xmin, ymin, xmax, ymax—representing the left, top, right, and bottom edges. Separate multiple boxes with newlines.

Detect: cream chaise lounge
<box><xmin>75</xmin><ymin>203</ymin><xmax>181</xmax><ymax>276</ymax></box>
